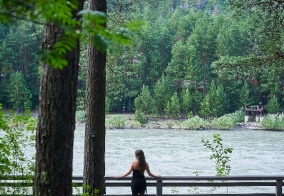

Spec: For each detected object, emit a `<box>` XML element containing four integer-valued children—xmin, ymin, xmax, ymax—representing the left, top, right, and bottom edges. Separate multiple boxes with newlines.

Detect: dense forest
<box><xmin>0</xmin><ymin>0</ymin><xmax>283</xmax><ymax>118</ymax></box>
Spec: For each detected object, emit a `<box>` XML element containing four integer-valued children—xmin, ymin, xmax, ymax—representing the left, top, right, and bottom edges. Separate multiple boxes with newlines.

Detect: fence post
<box><xmin>276</xmin><ymin>179</ymin><xmax>282</xmax><ymax>196</ymax></box>
<box><xmin>156</xmin><ymin>178</ymin><xmax>162</xmax><ymax>196</ymax></box>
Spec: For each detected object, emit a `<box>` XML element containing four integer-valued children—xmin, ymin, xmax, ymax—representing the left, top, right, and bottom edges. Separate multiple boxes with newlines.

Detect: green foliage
<box><xmin>261</xmin><ymin>113</ymin><xmax>284</xmax><ymax>131</ymax></box>
<box><xmin>1</xmin><ymin>0</ymin><xmax>284</xmax><ymax>116</ymax></box>
<box><xmin>200</xmin><ymin>81</ymin><xmax>226</xmax><ymax>118</ymax></box>
<box><xmin>76</xmin><ymin>110</ymin><xmax>86</xmax><ymax>124</ymax></box>
<box><xmin>134</xmin><ymin>110</ymin><xmax>148</xmax><ymax>124</ymax></box>
<box><xmin>134</xmin><ymin>85</ymin><xmax>155</xmax><ymax>115</ymax></box>
<box><xmin>181</xmin><ymin>89</ymin><xmax>192</xmax><ymax>117</ymax></box>
<box><xmin>180</xmin><ymin>116</ymin><xmax>208</xmax><ymax>130</ymax></box>
<box><xmin>106</xmin><ymin>115</ymin><xmax>126</xmax><ymax>129</ymax></box>
<box><xmin>153</xmin><ymin>75</ymin><xmax>170</xmax><ymax>116</ymax></box>
<box><xmin>265</xmin><ymin>95</ymin><xmax>280</xmax><ymax>114</ymax></box>
<box><xmin>211</xmin><ymin>116</ymin><xmax>234</xmax><ymax>130</ymax></box>
<box><xmin>0</xmin><ymin>105</ymin><xmax>36</xmax><ymax>195</ymax></box>
<box><xmin>191</xmin><ymin>89</ymin><xmax>203</xmax><ymax>115</ymax></box>
<box><xmin>105</xmin><ymin>97</ymin><xmax>111</xmax><ymax>114</ymax></box>
<box><xmin>223</xmin><ymin>109</ymin><xmax>245</xmax><ymax>124</ymax></box>
<box><xmin>6</xmin><ymin>72</ymin><xmax>32</xmax><ymax>111</ymax></box>
<box><xmin>164</xmin><ymin>92</ymin><xmax>180</xmax><ymax>118</ymax></box>
<box><xmin>202</xmin><ymin>133</ymin><xmax>233</xmax><ymax>176</ymax></box>
<box><xmin>127</xmin><ymin>120</ymin><xmax>142</xmax><ymax>128</ymax></box>
<box><xmin>240</xmin><ymin>82</ymin><xmax>250</xmax><ymax>107</ymax></box>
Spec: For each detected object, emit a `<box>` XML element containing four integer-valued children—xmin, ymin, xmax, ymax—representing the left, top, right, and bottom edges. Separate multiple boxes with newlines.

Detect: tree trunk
<box><xmin>83</xmin><ymin>0</ymin><xmax>107</xmax><ymax>195</ymax></box>
<box><xmin>34</xmin><ymin>1</ymin><xmax>84</xmax><ymax>195</ymax></box>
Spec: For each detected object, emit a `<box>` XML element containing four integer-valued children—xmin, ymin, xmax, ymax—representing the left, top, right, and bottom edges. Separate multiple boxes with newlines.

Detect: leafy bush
<box><xmin>180</xmin><ymin>116</ymin><xmax>208</xmax><ymax>130</ymax></box>
<box><xmin>127</xmin><ymin>120</ymin><xmax>142</xmax><ymax>128</ymax></box>
<box><xmin>223</xmin><ymin>109</ymin><xmax>244</xmax><ymax>124</ymax></box>
<box><xmin>211</xmin><ymin>116</ymin><xmax>234</xmax><ymax>130</ymax></box>
<box><xmin>260</xmin><ymin>113</ymin><xmax>284</xmax><ymax>131</ymax></box>
<box><xmin>106</xmin><ymin>115</ymin><xmax>126</xmax><ymax>129</ymax></box>
<box><xmin>134</xmin><ymin>110</ymin><xmax>148</xmax><ymax>124</ymax></box>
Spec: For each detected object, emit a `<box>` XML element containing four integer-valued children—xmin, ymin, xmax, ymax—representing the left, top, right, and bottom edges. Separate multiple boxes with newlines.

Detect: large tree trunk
<box><xmin>83</xmin><ymin>0</ymin><xmax>107</xmax><ymax>195</ymax></box>
<box><xmin>34</xmin><ymin>1</ymin><xmax>84</xmax><ymax>195</ymax></box>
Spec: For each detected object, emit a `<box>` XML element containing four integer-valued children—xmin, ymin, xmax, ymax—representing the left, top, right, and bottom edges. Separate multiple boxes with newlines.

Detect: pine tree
<box><xmin>153</xmin><ymin>75</ymin><xmax>169</xmax><ymax>116</ymax></box>
<box><xmin>266</xmin><ymin>95</ymin><xmax>280</xmax><ymax>114</ymax></box>
<box><xmin>134</xmin><ymin>85</ymin><xmax>155</xmax><ymax>115</ymax></box>
<box><xmin>7</xmin><ymin>71</ymin><xmax>31</xmax><ymax>111</ymax></box>
<box><xmin>240</xmin><ymin>82</ymin><xmax>250</xmax><ymax>107</ymax></box>
<box><xmin>170</xmin><ymin>92</ymin><xmax>181</xmax><ymax>118</ymax></box>
<box><xmin>182</xmin><ymin>88</ymin><xmax>192</xmax><ymax>118</ymax></box>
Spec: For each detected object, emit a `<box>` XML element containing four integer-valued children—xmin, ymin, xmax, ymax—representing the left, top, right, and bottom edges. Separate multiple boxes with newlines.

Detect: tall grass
<box><xmin>261</xmin><ymin>113</ymin><xmax>284</xmax><ymax>131</ymax></box>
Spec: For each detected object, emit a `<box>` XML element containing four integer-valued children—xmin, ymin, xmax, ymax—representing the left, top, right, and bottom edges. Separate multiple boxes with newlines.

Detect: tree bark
<box><xmin>34</xmin><ymin>1</ymin><xmax>84</xmax><ymax>195</ymax></box>
<box><xmin>83</xmin><ymin>0</ymin><xmax>107</xmax><ymax>195</ymax></box>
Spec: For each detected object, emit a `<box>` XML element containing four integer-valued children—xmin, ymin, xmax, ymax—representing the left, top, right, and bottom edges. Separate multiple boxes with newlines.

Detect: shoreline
<box><xmin>76</xmin><ymin>114</ymin><xmax>267</xmax><ymax>130</ymax></box>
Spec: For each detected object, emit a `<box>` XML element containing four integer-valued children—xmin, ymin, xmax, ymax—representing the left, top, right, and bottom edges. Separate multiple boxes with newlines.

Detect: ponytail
<box><xmin>135</xmin><ymin>149</ymin><xmax>146</xmax><ymax>173</ymax></box>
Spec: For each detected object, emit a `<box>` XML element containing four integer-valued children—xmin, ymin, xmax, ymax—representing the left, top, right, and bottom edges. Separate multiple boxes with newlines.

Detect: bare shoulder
<box><xmin>132</xmin><ymin>161</ymin><xmax>138</xmax><ymax>167</ymax></box>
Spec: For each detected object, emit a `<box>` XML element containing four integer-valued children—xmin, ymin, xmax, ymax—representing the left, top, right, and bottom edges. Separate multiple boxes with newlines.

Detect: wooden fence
<box><xmin>0</xmin><ymin>175</ymin><xmax>284</xmax><ymax>196</ymax></box>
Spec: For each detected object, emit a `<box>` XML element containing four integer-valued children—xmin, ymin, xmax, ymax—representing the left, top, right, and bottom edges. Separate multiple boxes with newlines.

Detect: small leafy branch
<box><xmin>201</xmin><ymin>133</ymin><xmax>233</xmax><ymax>177</ymax></box>
<box><xmin>201</xmin><ymin>133</ymin><xmax>233</xmax><ymax>193</ymax></box>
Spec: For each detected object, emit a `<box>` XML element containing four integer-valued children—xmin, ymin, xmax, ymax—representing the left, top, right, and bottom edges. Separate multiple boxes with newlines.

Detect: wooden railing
<box><xmin>103</xmin><ymin>176</ymin><xmax>284</xmax><ymax>196</ymax></box>
<box><xmin>1</xmin><ymin>175</ymin><xmax>284</xmax><ymax>196</ymax></box>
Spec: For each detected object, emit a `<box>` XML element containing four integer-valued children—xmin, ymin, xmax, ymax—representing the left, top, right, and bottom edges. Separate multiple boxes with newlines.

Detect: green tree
<box><xmin>165</xmin><ymin>92</ymin><xmax>180</xmax><ymax>118</ymax></box>
<box><xmin>200</xmin><ymin>93</ymin><xmax>211</xmax><ymax>118</ymax></box>
<box><xmin>200</xmin><ymin>81</ymin><xmax>226</xmax><ymax>118</ymax></box>
<box><xmin>134</xmin><ymin>85</ymin><xmax>155</xmax><ymax>115</ymax></box>
<box><xmin>6</xmin><ymin>71</ymin><xmax>32</xmax><ymax>111</ymax></box>
<box><xmin>265</xmin><ymin>95</ymin><xmax>280</xmax><ymax>114</ymax></box>
<box><xmin>166</xmin><ymin>40</ymin><xmax>188</xmax><ymax>84</ymax></box>
<box><xmin>153</xmin><ymin>75</ymin><xmax>170</xmax><ymax>116</ymax></box>
<box><xmin>215</xmin><ymin>85</ymin><xmax>227</xmax><ymax>116</ymax></box>
<box><xmin>181</xmin><ymin>88</ymin><xmax>192</xmax><ymax>118</ymax></box>
<box><xmin>240</xmin><ymin>82</ymin><xmax>250</xmax><ymax>107</ymax></box>
<box><xmin>192</xmin><ymin>89</ymin><xmax>203</xmax><ymax>115</ymax></box>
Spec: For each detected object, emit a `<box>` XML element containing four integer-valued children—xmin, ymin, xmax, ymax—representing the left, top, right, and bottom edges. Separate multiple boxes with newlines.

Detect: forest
<box><xmin>0</xmin><ymin>0</ymin><xmax>283</xmax><ymax>119</ymax></box>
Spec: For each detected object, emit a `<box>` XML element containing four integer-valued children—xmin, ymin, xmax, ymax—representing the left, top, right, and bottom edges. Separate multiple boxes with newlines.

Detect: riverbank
<box><xmin>103</xmin><ymin>114</ymin><xmax>265</xmax><ymax>130</ymax></box>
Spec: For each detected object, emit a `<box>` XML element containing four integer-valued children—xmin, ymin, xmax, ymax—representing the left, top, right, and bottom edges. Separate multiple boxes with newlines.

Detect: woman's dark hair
<box><xmin>135</xmin><ymin>149</ymin><xmax>146</xmax><ymax>173</ymax></box>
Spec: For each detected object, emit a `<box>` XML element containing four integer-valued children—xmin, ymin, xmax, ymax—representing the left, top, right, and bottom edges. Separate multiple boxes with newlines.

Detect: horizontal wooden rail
<box><xmin>0</xmin><ymin>175</ymin><xmax>284</xmax><ymax>196</ymax></box>
<box><xmin>104</xmin><ymin>176</ymin><xmax>284</xmax><ymax>196</ymax></box>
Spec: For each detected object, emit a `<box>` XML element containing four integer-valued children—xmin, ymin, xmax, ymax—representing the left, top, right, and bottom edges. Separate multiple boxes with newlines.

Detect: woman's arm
<box><xmin>145</xmin><ymin>163</ymin><xmax>160</xmax><ymax>178</ymax></box>
<box><xmin>115</xmin><ymin>162</ymin><xmax>133</xmax><ymax>178</ymax></box>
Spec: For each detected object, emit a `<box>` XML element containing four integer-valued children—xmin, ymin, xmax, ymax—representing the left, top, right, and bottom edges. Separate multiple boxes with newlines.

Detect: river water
<box><xmin>73</xmin><ymin>126</ymin><xmax>284</xmax><ymax>194</ymax></box>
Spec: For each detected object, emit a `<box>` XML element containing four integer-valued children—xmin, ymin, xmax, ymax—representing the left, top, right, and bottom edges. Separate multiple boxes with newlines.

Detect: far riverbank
<box><xmin>102</xmin><ymin>114</ymin><xmax>265</xmax><ymax>130</ymax></box>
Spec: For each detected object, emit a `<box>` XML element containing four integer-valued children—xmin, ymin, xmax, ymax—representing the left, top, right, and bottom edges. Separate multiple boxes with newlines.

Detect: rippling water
<box><xmin>73</xmin><ymin>126</ymin><xmax>284</xmax><ymax>194</ymax></box>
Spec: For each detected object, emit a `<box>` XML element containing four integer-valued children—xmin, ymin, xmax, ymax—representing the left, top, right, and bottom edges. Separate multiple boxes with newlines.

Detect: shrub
<box><xmin>211</xmin><ymin>116</ymin><xmax>234</xmax><ymax>130</ymax></box>
<box><xmin>134</xmin><ymin>110</ymin><xmax>148</xmax><ymax>124</ymax></box>
<box><xmin>260</xmin><ymin>113</ymin><xmax>284</xmax><ymax>131</ymax></box>
<box><xmin>180</xmin><ymin>116</ymin><xmax>208</xmax><ymax>130</ymax></box>
<box><xmin>127</xmin><ymin>120</ymin><xmax>142</xmax><ymax>128</ymax></box>
<box><xmin>106</xmin><ymin>115</ymin><xmax>126</xmax><ymax>129</ymax></box>
<box><xmin>224</xmin><ymin>109</ymin><xmax>244</xmax><ymax>124</ymax></box>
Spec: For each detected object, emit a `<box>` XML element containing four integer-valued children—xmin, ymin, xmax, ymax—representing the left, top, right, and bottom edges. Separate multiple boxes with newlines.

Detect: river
<box><xmin>73</xmin><ymin>126</ymin><xmax>284</xmax><ymax>194</ymax></box>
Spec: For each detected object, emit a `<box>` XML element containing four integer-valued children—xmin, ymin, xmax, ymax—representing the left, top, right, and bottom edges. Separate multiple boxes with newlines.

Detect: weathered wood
<box><xmin>0</xmin><ymin>175</ymin><xmax>283</xmax><ymax>196</ymax></box>
<box><xmin>276</xmin><ymin>179</ymin><xmax>283</xmax><ymax>196</ymax></box>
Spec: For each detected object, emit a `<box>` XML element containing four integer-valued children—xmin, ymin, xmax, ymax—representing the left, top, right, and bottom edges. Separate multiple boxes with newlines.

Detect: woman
<box><xmin>116</xmin><ymin>149</ymin><xmax>160</xmax><ymax>196</ymax></box>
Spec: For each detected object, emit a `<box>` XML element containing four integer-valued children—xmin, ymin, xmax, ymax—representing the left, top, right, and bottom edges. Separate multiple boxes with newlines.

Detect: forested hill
<box><xmin>0</xmin><ymin>0</ymin><xmax>283</xmax><ymax>118</ymax></box>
